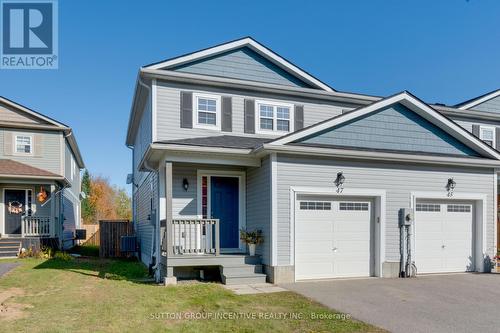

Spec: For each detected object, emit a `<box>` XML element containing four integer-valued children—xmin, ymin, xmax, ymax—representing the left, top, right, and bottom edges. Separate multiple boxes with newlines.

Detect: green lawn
<box><xmin>0</xmin><ymin>255</ymin><xmax>383</xmax><ymax>333</ymax></box>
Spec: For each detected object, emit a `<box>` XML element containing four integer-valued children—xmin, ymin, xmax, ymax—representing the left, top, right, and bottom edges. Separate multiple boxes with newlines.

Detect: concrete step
<box><xmin>222</xmin><ymin>273</ymin><xmax>267</xmax><ymax>285</ymax></box>
<box><xmin>221</xmin><ymin>264</ymin><xmax>263</xmax><ymax>275</ymax></box>
<box><xmin>0</xmin><ymin>246</ymin><xmax>20</xmax><ymax>251</ymax></box>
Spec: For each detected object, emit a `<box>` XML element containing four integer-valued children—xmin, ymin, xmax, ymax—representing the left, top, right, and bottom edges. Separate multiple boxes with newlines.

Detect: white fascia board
<box><xmin>144</xmin><ymin>38</ymin><xmax>334</xmax><ymax>92</ymax></box>
<box><xmin>458</xmin><ymin>90</ymin><xmax>500</xmax><ymax>110</ymax></box>
<box><xmin>261</xmin><ymin>144</ymin><xmax>500</xmax><ymax>168</ymax></box>
<box><xmin>269</xmin><ymin>92</ymin><xmax>500</xmax><ymax>160</ymax></box>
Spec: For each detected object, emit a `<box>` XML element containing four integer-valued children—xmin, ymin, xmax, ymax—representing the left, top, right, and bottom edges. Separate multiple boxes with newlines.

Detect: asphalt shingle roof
<box><xmin>0</xmin><ymin>159</ymin><xmax>60</xmax><ymax>177</ymax></box>
<box><xmin>157</xmin><ymin>135</ymin><xmax>272</xmax><ymax>149</ymax></box>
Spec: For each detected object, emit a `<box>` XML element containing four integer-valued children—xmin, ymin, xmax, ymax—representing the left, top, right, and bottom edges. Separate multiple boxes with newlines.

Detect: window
<box><xmin>480</xmin><ymin>126</ymin><xmax>495</xmax><ymax>147</ymax></box>
<box><xmin>339</xmin><ymin>202</ymin><xmax>369</xmax><ymax>211</ymax></box>
<box><xmin>447</xmin><ymin>204</ymin><xmax>471</xmax><ymax>213</ymax></box>
<box><xmin>15</xmin><ymin>135</ymin><xmax>32</xmax><ymax>154</ymax></box>
<box><xmin>256</xmin><ymin>100</ymin><xmax>293</xmax><ymax>134</ymax></box>
<box><xmin>416</xmin><ymin>203</ymin><xmax>441</xmax><ymax>212</ymax></box>
<box><xmin>299</xmin><ymin>201</ymin><xmax>332</xmax><ymax>210</ymax></box>
<box><xmin>193</xmin><ymin>93</ymin><xmax>221</xmax><ymax>130</ymax></box>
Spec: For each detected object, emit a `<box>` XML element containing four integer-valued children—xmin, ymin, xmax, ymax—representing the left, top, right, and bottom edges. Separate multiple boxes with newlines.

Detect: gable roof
<box><xmin>0</xmin><ymin>96</ymin><xmax>85</xmax><ymax>168</ymax></box>
<box><xmin>143</xmin><ymin>37</ymin><xmax>335</xmax><ymax>92</ymax></box>
<box><xmin>455</xmin><ymin>89</ymin><xmax>500</xmax><ymax>110</ymax></box>
<box><xmin>268</xmin><ymin>91</ymin><xmax>500</xmax><ymax>160</ymax></box>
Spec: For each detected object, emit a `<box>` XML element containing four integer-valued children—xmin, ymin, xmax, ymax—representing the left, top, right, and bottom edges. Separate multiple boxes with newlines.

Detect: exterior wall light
<box><xmin>446</xmin><ymin>178</ymin><xmax>456</xmax><ymax>197</ymax></box>
<box><xmin>182</xmin><ymin>178</ymin><xmax>189</xmax><ymax>191</ymax></box>
<box><xmin>335</xmin><ymin>172</ymin><xmax>345</xmax><ymax>193</ymax></box>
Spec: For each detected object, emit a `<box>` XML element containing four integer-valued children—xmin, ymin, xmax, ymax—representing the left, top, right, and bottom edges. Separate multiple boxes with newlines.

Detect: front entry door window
<box><xmin>4</xmin><ymin>189</ymin><xmax>27</xmax><ymax>234</ymax></box>
<box><xmin>210</xmin><ymin>176</ymin><xmax>239</xmax><ymax>249</ymax></box>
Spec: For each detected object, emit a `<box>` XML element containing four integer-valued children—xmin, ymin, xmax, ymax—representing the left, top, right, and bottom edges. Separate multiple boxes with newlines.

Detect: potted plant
<box><xmin>240</xmin><ymin>229</ymin><xmax>263</xmax><ymax>256</ymax></box>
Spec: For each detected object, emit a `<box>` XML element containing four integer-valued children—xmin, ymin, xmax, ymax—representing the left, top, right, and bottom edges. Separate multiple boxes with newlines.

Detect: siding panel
<box><xmin>471</xmin><ymin>96</ymin><xmax>500</xmax><ymax>114</ymax></box>
<box><xmin>276</xmin><ymin>154</ymin><xmax>495</xmax><ymax>266</ymax></box>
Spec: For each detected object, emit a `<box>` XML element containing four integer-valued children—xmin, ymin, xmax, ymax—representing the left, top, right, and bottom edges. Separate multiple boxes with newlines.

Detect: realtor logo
<box><xmin>1</xmin><ymin>0</ymin><xmax>58</xmax><ymax>69</ymax></box>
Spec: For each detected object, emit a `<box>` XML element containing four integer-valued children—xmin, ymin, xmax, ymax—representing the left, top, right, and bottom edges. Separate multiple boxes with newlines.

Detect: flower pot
<box><xmin>248</xmin><ymin>243</ymin><xmax>256</xmax><ymax>256</ymax></box>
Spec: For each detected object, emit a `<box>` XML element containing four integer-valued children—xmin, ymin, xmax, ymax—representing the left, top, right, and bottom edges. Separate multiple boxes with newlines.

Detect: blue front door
<box><xmin>211</xmin><ymin>176</ymin><xmax>239</xmax><ymax>249</ymax></box>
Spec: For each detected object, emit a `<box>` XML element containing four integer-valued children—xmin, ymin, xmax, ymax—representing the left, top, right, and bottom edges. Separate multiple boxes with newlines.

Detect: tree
<box><xmin>81</xmin><ymin>169</ymin><xmax>94</xmax><ymax>224</ymax></box>
<box><xmin>82</xmin><ymin>172</ymin><xmax>132</xmax><ymax>224</ymax></box>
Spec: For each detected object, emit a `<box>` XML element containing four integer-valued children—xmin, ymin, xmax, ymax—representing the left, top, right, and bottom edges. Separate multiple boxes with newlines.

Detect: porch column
<box><xmin>50</xmin><ymin>185</ymin><xmax>56</xmax><ymax>238</ymax></box>
<box><xmin>164</xmin><ymin>161</ymin><xmax>176</xmax><ymax>285</ymax></box>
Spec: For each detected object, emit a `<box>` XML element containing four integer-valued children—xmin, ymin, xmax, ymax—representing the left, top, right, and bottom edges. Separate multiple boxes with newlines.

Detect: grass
<box><xmin>0</xmin><ymin>256</ymin><xmax>384</xmax><ymax>333</ymax></box>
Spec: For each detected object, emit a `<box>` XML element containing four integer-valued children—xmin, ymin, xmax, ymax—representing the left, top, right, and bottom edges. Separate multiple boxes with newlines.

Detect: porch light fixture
<box><xmin>335</xmin><ymin>172</ymin><xmax>345</xmax><ymax>193</ymax></box>
<box><xmin>182</xmin><ymin>178</ymin><xmax>189</xmax><ymax>191</ymax></box>
<box><xmin>446</xmin><ymin>178</ymin><xmax>456</xmax><ymax>197</ymax></box>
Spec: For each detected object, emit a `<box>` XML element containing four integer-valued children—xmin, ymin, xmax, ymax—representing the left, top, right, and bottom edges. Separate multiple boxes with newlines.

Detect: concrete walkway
<box><xmin>223</xmin><ymin>283</ymin><xmax>286</xmax><ymax>295</ymax></box>
<box><xmin>0</xmin><ymin>263</ymin><xmax>19</xmax><ymax>277</ymax></box>
<box><xmin>283</xmin><ymin>273</ymin><xmax>500</xmax><ymax>333</ymax></box>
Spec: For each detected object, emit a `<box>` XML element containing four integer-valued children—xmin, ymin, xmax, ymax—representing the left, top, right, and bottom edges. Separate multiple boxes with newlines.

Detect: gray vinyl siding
<box><xmin>246</xmin><ymin>156</ymin><xmax>271</xmax><ymax>265</ymax></box>
<box><xmin>0</xmin><ymin>128</ymin><xmax>62</xmax><ymax>174</ymax></box>
<box><xmin>133</xmin><ymin>95</ymin><xmax>152</xmax><ymax>187</ymax></box>
<box><xmin>301</xmin><ymin>103</ymin><xmax>479</xmax><ymax>156</ymax></box>
<box><xmin>156</xmin><ymin>81</ymin><xmax>347</xmax><ymax>141</ymax></box>
<box><xmin>170</xmin><ymin>163</ymin><xmax>246</xmax><ymax>219</ymax></box>
<box><xmin>471</xmin><ymin>96</ymin><xmax>500</xmax><ymax>114</ymax></box>
<box><xmin>276</xmin><ymin>154</ymin><xmax>495</xmax><ymax>266</ymax></box>
<box><xmin>135</xmin><ymin>171</ymin><xmax>157</xmax><ymax>266</ymax></box>
<box><xmin>170</xmin><ymin>47</ymin><xmax>311</xmax><ymax>88</ymax></box>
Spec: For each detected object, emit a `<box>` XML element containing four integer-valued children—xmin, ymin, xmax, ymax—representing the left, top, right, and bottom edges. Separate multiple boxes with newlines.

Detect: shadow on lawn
<box><xmin>33</xmin><ymin>256</ymin><xmax>153</xmax><ymax>284</ymax></box>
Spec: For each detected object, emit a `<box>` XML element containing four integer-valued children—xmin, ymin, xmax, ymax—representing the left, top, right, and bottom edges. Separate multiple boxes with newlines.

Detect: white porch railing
<box><xmin>164</xmin><ymin>219</ymin><xmax>220</xmax><ymax>256</ymax></box>
<box><xmin>22</xmin><ymin>216</ymin><xmax>51</xmax><ymax>237</ymax></box>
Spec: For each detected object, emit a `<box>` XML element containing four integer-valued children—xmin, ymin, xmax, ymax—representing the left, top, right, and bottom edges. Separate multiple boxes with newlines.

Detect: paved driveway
<box><xmin>283</xmin><ymin>273</ymin><xmax>500</xmax><ymax>333</ymax></box>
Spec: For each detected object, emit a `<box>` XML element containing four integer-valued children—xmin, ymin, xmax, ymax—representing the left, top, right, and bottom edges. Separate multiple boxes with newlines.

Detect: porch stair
<box><xmin>0</xmin><ymin>238</ymin><xmax>21</xmax><ymax>258</ymax></box>
<box><xmin>220</xmin><ymin>259</ymin><xmax>266</xmax><ymax>285</ymax></box>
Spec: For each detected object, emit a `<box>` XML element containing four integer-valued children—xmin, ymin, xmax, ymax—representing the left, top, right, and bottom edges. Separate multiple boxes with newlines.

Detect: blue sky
<box><xmin>0</xmin><ymin>0</ymin><xmax>499</xmax><ymax>190</ymax></box>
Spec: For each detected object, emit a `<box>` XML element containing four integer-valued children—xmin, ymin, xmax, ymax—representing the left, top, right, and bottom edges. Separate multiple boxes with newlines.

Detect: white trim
<box><xmin>495</xmin><ymin>171</ymin><xmax>498</xmax><ymax>258</ymax></box>
<box><xmin>255</xmin><ymin>100</ymin><xmax>294</xmax><ymax>135</ymax></box>
<box><xmin>480</xmin><ymin>125</ymin><xmax>496</xmax><ymax>148</ymax></box>
<box><xmin>458</xmin><ymin>90</ymin><xmax>500</xmax><ymax>110</ymax></box>
<box><xmin>271</xmin><ymin>153</ymin><xmax>278</xmax><ymax>266</ymax></box>
<box><xmin>268</xmin><ymin>92</ymin><xmax>500</xmax><ymax>160</ymax></box>
<box><xmin>196</xmin><ymin>169</ymin><xmax>246</xmax><ymax>252</ymax></box>
<box><xmin>260</xmin><ymin>144</ymin><xmax>500</xmax><ymax>168</ymax></box>
<box><xmin>1</xmin><ymin>187</ymin><xmax>35</xmax><ymax>236</ymax></box>
<box><xmin>0</xmin><ymin>97</ymin><xmax>68</xmax><ymax>128</ymax></box>
<box><xmin>13</xmin><ymin>133</ymin><xmax>33</xmax><ymax>156</ymax></box>
<box><xmin>145</xmin><ymin>37</ymin><xmax>334</xmax><ymax>92</ymax></box>
<box><xmin>192</xmin><ymin>93</ymin><xmax>221</xmax><ymax>131</ymax></box>
<box><xmin>152</xmin><ymin>79</ymin><xmax>157</xmax><ymax>142</ymax></box>
<box><xmin>410</xmin><ymin>191</ymin><xmax>489</xmax><ymax>273</ymax></box>
<box><xmin>289</xmin><ymin>186</ymin><xmax>386</xmax><ymax>281</ymax></box>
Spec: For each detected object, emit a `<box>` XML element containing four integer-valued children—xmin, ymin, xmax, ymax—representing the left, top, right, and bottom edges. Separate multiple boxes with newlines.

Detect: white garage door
<box><xmin>295</xmin><ymin>197</ymin><xmax>373</xmax><ymax>280</ymax></box>
<box><xmin>415</xmin><ymin>201</ymin><xmax>474</xmax><ymax>274</ymax></box>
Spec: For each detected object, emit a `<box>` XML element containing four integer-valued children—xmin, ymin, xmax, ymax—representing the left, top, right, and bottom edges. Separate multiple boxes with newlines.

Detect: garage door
<box><xmin>295</xmin><ymin>197</ymin><xmax>373</xmax><ymax>280</ymax></box>
<box><xmin>415</xmin><ymin>201</ymin><xmax>474</xmax><ymax>274</ymax></box>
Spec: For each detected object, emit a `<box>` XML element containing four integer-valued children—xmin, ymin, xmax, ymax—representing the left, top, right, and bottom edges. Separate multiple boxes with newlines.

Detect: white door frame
<box><xmin>410</xmin><ymin>191</ymin><xmax>488</xmax><ymax>273</ymax></box>
<box><xmin>290</xmin><ymin>186</ymin><xmax>386</xmax><ymax>281</ymax></box>
<box><xmin>196</xmin><ymin>169</ymin><xmax>246</xmax><ymax>253</ymax></box>
<box><xmin>2</xmin><ymin>187</ymin><xmax>35</xmax><ymax>237</ymax></box>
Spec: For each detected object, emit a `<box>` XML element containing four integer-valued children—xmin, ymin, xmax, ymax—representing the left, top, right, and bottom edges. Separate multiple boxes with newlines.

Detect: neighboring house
<box><xmin>0</xmin><ymin>96</ymin><xmax>84</xmax><ymax>256</ymax></box>
<box><xmin>126</xmin><ymin>37</ymin><xmax>500</xmax><ymax>284</ymax></box>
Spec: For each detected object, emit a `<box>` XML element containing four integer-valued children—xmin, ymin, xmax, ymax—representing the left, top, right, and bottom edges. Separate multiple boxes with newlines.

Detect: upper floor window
<box><xmin>256</xmin><ymin>100</ymin><xmax>294</xmax><ymax>134</ymax></box>
<box><xmin>193</xmin><ymin>93</ymin><xmax>221</xmax><ymax>130</ymax></box>
<box><xmin>480</xmin><ymin>126</ymin><xmax>495</xmax><ymax>147</ymax></box>
<box><xmin>15</xmin><ymin>135</ymin><xmax>32</xmax><ymax>154</ymax></box>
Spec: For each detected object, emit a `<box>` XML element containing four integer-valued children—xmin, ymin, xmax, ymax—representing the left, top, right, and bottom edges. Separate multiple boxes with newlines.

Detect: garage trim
<box><xmin>410</xmin><ymin>191</ymin><xmax>488</xmax><ymax>273</ymax></box>
<box><xmin>290</xmin><ymin>186</ymin><xmax>386</xmax><ymax>280</ymax></box>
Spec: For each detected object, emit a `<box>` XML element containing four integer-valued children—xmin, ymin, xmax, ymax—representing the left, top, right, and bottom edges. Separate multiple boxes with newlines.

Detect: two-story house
<box><xmin>126</xmin><ymin>37</ymin><xmax>500</xmax><ymax>285</ymax></box>
<box><xmin>0</xmin><ymin>96</ymin><xmax>84</xmax><ymax>256</ymax></box>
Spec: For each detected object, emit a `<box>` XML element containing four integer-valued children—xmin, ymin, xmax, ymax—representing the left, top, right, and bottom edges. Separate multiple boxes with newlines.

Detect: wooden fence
<box><xmin>99</xmin><ymin>220</ymin><xmax>134</xmax><ymax>258</ymax></box>
<box><xmin>81</xmin><ymin>224</ymin><xmax>100</xmax><ymax>246</ymax></box>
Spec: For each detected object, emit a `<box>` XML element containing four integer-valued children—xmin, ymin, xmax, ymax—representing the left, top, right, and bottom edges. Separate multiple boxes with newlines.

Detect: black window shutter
<box><xmin>472</xmin><ymin>124</ymin><xmax>480</xmax><ymax>138</ymax></box>
<box><xmin>180</xmin><ymin>91</ymin><xmax>193</xmax><ymax>128</ymax></box>
<box><xmin>496</xmin><ymin>128</ymin><xmax>500</xmax><ymax>149</ymax></box>
<box><xmin>221</xmin><ymin>96</ymin><xmax>232</xmax><ymax>132</ymax></box>
<box><xmin>294</xmin><ymin>105</ymin><xmax>304</xmax><ymax>131</ymax></box>
<box><xmin>244</xmin><ymin>99</ymin><xmax>255</xmax><ymax>134</ymax></box>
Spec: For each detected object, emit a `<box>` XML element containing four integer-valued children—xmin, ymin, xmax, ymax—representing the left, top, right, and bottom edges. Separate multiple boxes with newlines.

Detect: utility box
<box><xmin>400</xmin><ymin>208</ymin><xmax>414</xmax><ymax>226</ymax></box>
